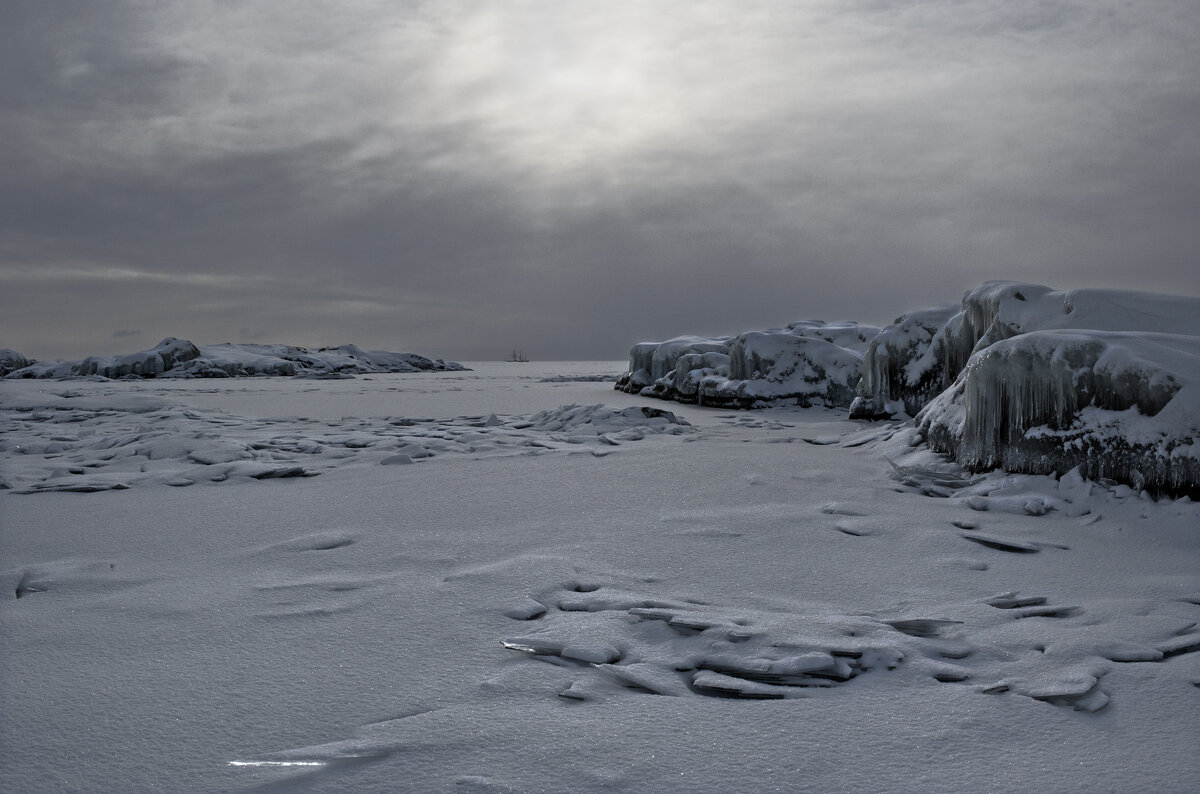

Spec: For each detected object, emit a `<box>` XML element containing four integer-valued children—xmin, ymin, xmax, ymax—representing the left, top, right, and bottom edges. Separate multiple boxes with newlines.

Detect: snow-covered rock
<box><xmin>0</xmin><ymin>349</ymin><xmax>35</xmax><ymax>376</ymax></box>
<box><xmin>615</xmin><ymin>335</ymin><xmax>733</xmax><ymax>397</ymax></box>
<box><xmin>851</xmin><ymin>282</ymin><xmax>1200</xmax><ymax>419</ymax></box>
<box><xmin>4</xmin><ymin>338</ymin><xmax>466</xmax><ymax>379</ymax></box>
<box><xmin>616</xmin><ymin>323</ymin><xmax>880</xmax><ymax>408</ymax></box>
<box><xmin>916</xmin><ymin>330</ymin><xmax>1200</xmax><ymax>497</ymax></box>
<box><xmin>839</xmin><ymin>280</ymin><xmax>1200</xmax><ymax>494</ymax></box>
<box><xmin>617</xmin><ymin>281</ymin><xmax>1200</xmax><ymax>494</ymax></box>
<box><xmin>847</xmin><ymin>304</ymin><xmax>960</xmax><ymax>419</ymax></box>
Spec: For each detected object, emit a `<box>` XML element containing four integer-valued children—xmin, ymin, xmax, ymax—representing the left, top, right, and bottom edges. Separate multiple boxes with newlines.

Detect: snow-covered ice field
<box><xmin>2</xmin><ymin>362</ymin><xmax>1198</xmax><ymax>792</ymax></box>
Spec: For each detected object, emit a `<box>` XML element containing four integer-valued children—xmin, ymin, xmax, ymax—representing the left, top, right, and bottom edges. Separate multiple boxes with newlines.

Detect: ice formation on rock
<box><xmin>616</xmin><ymin>322</ymin><xmax>880</xmax><ymax>408</ymax></box>
<box><xmin>4</xmin><ymin>338</ymin><xmax>466</xmax><ymax>379</ymax></box>
<box><xmin>0</xmin><ymin>349</ymin><xmax>35</xmax><ymax>377</ymax></box>
<box><xmin>617</xmin><ymin>281</ymin><xmax>1200</xmax><ymax>494</ymax></box>
<box><xmin>846</xmin><ymin>304</ymin><xmax>960</xmax><ymax>419</ymax></box>
<box><xmin>890</xmin><ymin>283</ymin><xmax>1200</xmax><ymax>496</ymax></box>
<box><xmin>917</xmin><ymin>330</ymin><xmax>1200</xmax><ymax>496</ymax></box>
<box><xmin>852</xmin><ymin>282</ymin><xmax>1200</xmax><ymax>420</ymax></box>
<box><xmin>616</xmin><ymin>335</ymin><xmax>733</xmax><ymax>397</ymax></box>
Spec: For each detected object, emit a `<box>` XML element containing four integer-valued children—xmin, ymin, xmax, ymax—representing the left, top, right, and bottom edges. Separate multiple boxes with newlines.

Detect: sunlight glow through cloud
<box><xmin>2</xmin><ymin>0</ymin><xmax>1197</xmax><ymax>360</ymax></box>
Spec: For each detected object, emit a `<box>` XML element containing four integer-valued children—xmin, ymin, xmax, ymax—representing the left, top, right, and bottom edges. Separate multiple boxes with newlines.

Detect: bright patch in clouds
<box><xmin>1</xmin><ymin>0</ymin><xmax>1197</xmax><ymax>361</ymax></box>
<box><xmin>426</xmin><ymin>6</ymin><xmax>679</xmax><ymax>173</ymax></box>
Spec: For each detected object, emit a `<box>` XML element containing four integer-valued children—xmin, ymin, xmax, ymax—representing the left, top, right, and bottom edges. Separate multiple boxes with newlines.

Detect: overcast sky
<box><xmin>3</xmin><ymin>0</ymin><xmax>1198</xmax><ymax>362</ymax></box>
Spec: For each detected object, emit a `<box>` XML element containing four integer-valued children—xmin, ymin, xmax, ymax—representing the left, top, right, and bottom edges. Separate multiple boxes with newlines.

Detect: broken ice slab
<box><xmin>560</xmin><ymin>643</ymin><xmax>622</xmax><ymax>664</ymax></box>
<box><xmin>1011</xmin><ymin>605</ymin><xmax>1082</xmax><ymax>620</ymax></box>
<box><xmin>1155</xmin><ymin>634</ymin><xmax>1200</xmax><ymax>659</ymax></box>
<box><xmin>502</xmin><ymin>600</ymin><xmax>548</xmax><ymax>621</ymax></box>
<box><xmin>1099</xmin><ymin>642</ymin><xmax>1165</xmax><ymax>663</ymax></box>
<box><xmin>960</xmin><ymin>533</ymin><xmax>1040</xmax><ymax>553</ymax></box>
<box><xmin>595</xmin><ymin>663</ymin><xmax>691</xmax><ymax>697</ymax></box>
<box><xmin>986</xmin><ymin>593</ymin><xmax>1048</xmax><ymax>609</ymax></box>
<box><xmin>689</xmin><ymin>670</ymin><xmax>796</xmax><ymax>700</ymax></box>
<box><xmin>884</xmin><ymin>458</ymin><xmax>982</xmax><ymax>491</ymax></box>
<box><xmin>501</xmin><ymin>638</ymin><xmax>566</xmax><ymax>656</ymax></box>
<box><xmin>884</xmin><ymin>618</ymin><xmax>963</xmax><ymax>638</ymax></box>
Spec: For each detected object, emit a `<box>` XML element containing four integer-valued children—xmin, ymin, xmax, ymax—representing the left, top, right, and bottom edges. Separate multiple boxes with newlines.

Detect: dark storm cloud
<box><xmin>2</xmin><ymin>0</ymin><xmax>1198</xmax><ymax>362</ymax></box>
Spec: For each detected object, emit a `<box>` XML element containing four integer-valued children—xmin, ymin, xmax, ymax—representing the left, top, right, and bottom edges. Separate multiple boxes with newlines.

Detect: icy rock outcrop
<box><xmin>615</xmin><ymin>336</ymin><xmax>732</xmax><ymax>398</ymax></box>
<box><xmin>9</xmin><ymin>338</ymin><xmax>203</xmax><ymax>379</ymax></box>
<box><xmin>0</xmin><ymin>349</ymin><xmax>35</xmax><ymax>377</ymax></box>
<box><xmin>4</xmin><ymin>339</ymin><xmax>466</xmax><ymax>379</ymax></box>
<box><xmin>862</xmin><ymin>281</ymin><xmax>1200</xmax><ymax>494</ymax></box>
<box><xmin>848</xmin><ymin>304</ymin><xmax>960</xmax><ymax>419</ymax></box>
<box><xmin>699</xmin><ymin>331</ymin><xmax>866</xmax><ymax>408</ymax></box>
<box><xmin>917</xmin><ymin>330</ymin><xmax>1200</xmax><ymax>497</ymax></box>
<box><xmin>617</xmin><ymin>323</ymin><xmax>880</xmax><ymax>408</ymax></box>
<box><xmin>852</xmin><ymin>282</ymin><xmax>1200</xmax><ymax>419</ymax></box>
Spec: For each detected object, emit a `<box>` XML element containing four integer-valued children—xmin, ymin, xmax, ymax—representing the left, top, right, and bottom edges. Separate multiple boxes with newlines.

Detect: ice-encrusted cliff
<box><xmin>4</xmin><ymin>338</ymin><xmax>467</xmax><ymax>379</ymax></box>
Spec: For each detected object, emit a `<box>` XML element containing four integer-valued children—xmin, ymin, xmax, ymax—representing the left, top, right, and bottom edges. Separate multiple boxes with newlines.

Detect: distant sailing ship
<box><xmin>506</xmin><ymin>349</ymin><xmax>530</xmax><ymax>363</ymax></box>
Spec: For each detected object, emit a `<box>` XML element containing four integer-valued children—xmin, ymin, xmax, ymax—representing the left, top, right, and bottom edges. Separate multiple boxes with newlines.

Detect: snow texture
<box><xmin>3</xmin><ymin>366</ymin><xmax>1196</xmax><ymax>792</ymax></box>
<box><xmin>0</xmin><ymin>387</ymin><xmax>689</xmax><ymax>493</ymax></box>
<box><xmin>4</xmin><ymin>337</ymin><xmax>466</xmax><ymax>379</ymax></box>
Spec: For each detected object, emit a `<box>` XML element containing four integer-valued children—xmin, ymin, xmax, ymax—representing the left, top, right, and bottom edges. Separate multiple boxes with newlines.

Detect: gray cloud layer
<box><xmin>4</xmin><ymin>1</ymin><xmax>1198</xmax><ymax>360</ymax></box>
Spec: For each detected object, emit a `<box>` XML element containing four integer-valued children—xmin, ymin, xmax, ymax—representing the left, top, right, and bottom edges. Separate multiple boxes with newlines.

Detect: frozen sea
<box><xmin>2</xmin><ymin>362</ymin><xmax>1198</xmax><ymax>792</ymax></box>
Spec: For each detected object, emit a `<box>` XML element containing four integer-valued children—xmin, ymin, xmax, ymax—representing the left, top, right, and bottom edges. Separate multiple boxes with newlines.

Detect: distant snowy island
<box><xmin>618</xmin><ymin>281</ymin><xmax>1200</xmax><ymax>497</ymax></box>
<box><xmin>0</xmin><ymin>338</ymin><xmax>465</xmax><ymax>379</ymax></box>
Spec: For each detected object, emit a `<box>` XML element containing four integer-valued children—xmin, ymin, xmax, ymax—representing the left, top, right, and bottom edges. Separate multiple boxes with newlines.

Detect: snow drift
<box><xmin>3</xmin><ymin>338</ymin><xmax>466</xmax><ymax>379</ymax></box>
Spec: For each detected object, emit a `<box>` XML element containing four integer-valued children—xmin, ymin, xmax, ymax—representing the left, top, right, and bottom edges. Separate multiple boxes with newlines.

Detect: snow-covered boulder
<box><xmin>617</xmin><ymin>323</ymin><xmax>880</xmax><ymax>408</ymax></box>
<box><xmin>615</xmin><ymin>336</ymin><xmax>732</xmax><ymax>399</ymax></box>
<box><xmin>4</xmin><ymin>339</ymin><xmax>466</xmax><ymax>379</ymax></box>
<box><xmin>698</xmin><ymin>331</ymin><xmax>866</xmax><ymax>408</ymax></box>
<box><xmin>916</xmin><ymin>330</ymin><xmax>1200</xmax><ymax>497</ymax></box>
<box><xmin>0</xmin><ymin>349</ymin><xmax>35</xmax><ymax>377</ymax></box>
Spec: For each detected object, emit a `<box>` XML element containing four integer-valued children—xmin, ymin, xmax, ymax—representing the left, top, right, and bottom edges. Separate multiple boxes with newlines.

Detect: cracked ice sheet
<box><xmin>2</xmin><ymin>365</ymin><xmax>1198</xmax><ymax>792</ymax></box>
